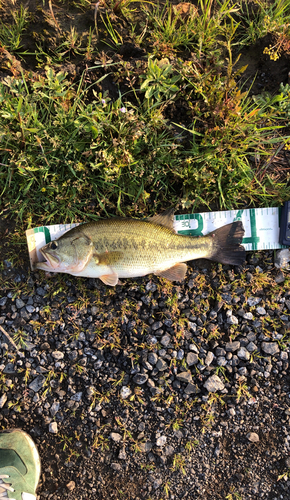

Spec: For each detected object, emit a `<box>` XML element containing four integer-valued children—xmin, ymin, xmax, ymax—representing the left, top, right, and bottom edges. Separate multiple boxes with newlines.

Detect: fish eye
<box><xmin>50</xmin><ymin>241</ymin><xmax>58</xmax><ymax>250</ymax></box>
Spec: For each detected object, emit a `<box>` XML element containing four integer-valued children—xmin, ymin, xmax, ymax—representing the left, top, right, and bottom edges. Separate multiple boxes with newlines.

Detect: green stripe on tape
<box><xmin>177</xmin><ymin>213</ymin><xmax>204</xmax><ymax>236</ymax></box>
<box><xmin>33</xmin><ymin>227</ymin><xmax>51</xmax><ymax>244</ymax></box>
<box><xmin>242</xmin><ymin>209</ymin><xmax>260</xmax><ymax>250</ymax></box>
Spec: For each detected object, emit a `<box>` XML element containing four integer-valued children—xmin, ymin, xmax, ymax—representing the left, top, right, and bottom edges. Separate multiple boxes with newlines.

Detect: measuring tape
<box><xmin>175</xmin><ymin>206</ymin><xmax>284</xmax><ymax>251</ymax></box>
<box><xmin>26</xmin><ymin>206</ymin><xmax>287</xmax><ymax>270</ymax></box>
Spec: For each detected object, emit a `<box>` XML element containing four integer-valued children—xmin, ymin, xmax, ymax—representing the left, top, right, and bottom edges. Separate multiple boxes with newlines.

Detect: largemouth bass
<box><xmin>36</xmin><ymin>209</ymin><xmax>245</xmax><ymax>286</ymax></box>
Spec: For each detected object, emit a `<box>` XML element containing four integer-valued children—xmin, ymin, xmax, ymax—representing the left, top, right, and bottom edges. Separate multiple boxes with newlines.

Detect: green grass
<box><xmin>0</xmin><ymin>0</ymin><xmax>290</xmax><ymax>225</ymax></box>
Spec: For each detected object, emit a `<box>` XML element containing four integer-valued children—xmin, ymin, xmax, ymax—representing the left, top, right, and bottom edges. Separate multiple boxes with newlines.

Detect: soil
<box><xmin>1</xmin><ymin>2</ymin><xmax>290</xmax><ymax>500</ymax></box>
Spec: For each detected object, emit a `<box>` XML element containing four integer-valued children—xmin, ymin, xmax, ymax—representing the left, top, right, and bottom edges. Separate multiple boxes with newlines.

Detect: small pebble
<box><xmin>246</xmin><ymin>432</ymin><xmax>259</xmax><ymax>443</ymax></box>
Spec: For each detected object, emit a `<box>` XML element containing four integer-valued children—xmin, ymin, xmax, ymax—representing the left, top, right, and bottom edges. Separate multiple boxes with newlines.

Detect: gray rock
<box><xmin>184</xmin><ymin>383</ymin><xmax>197</xmax><ymax>394</ymax></box>
<box><xmin>50</xmin><ymin>402</ymin><xmax>60</xmax><ymax>417</ymax></box>
<box><xmin>110</xmin><ymin>432</ymin><xmax>122</xmax><ymax>442</ymax></box>
<box><xmin>205</xmin><ymin>351</ymin><xmax>214</xmax><ymax>366</ymax></box>
<box><xmin>227</xmin><ymin>315</ymin><xmax>238</xmax><ymax>325</ymax></box>
<box><xmin>216</xmin><ymin>347</ymin><xmax>226</xmax><ymax>356</ymax></box>
<box><xmin>232</xmin><ymin>355</ymin><xmax>239</xmax><ymax>367</ymax></box>
<box><xmin>142</xmin><ymin>360</ymin><xmax>153</xmax><ymax>370</ymax></box>
<box><xmin>147</xmin><ymin>378</ymin><xmax>155</xmax><ymax>390</ymax></box>
<box><xmin>243</xmin><ymin>312</ymin><xmax>254</xmax><ymax>320</ymax></box>
<box><xmin>177</xmin><ymin>349</ymin><xmax>185</xmax><ymax>360</ymax></box>
<box><xmin>275</xmin><ymin>272</ymin><xmax>285</xmax><ymax>284</ymax></box>
<box><xmin>52</xmin><ymin>351</ymin><xmax>64</xmax><ymax>360</ymax></box>
<box><xmin>0</xmin><ymin>393</ymin><xmax>7</xmax><ymax>409</ymax></box>
<box><xmin>94</xmin><ymin>359</ymin><xmax>103</xmax><ymax>369</ymax></box>
<box><xmin>49</xmin><ymin>422</ymin><xmax>58</xmax><ymax>434</ymax></box>
<box><xmin>146</xmin><ymin>282</ymin><xmax>157</xmax><ymax>292</ymax></box>
<box><xmin>156</xmin><ymin>358</ymin><xmax>168</xmax><ymax>371</ymax></box>
<box><xmin>261</xmin><ymin>342</ymin><xmax>280</xmax><ymax>355</ymax></box>
<box><xmin>0</xmin><ymin>297</ymin><xmax>7</xmax><ymax>306</ymax></box>
<box><xmin>176</xmin><ymin>371</ymin><xmax>192</xmax><ymax>383</ymax></box>
<box><xmin>151</xmin><ymin>321</ymin><xmax>163</xmax><ymax>331</ymax></box>
<box><xmin>153</xmin><ymin>478</ymin><xmax>162</xmax><ymax>489</ymax></box>
<box><xmin>20</xmin><ymin>308</ymin><xmax>30</xmax><ymax>320</ymax></box>
<box><xmin>238</xmin><ymin>366</ymin><xmax>248</xmax><ymax>376</ymax></box>
<box><xmin>26</xmin><ymin>305</ymin><xmax>35</xmax><ymax>313</ymax></box>
<box><xmin>71</xmin><ymin>392</ymin><xmax>83</xmax><ymax>402</ymax></box>
<box><xmin>111</xmin><ymin>463</ymin><xmax>122</xmax><ymax>471</ymax></box>
<box><xmin>86</xmin><ymin>386</ymin><xmax>95</xmax><ymax>398</ymax></box>
<box><xmin>140</xmin><ymin>441</ymin><xmax>153</xmax><ymax>453</ymax></box>
<box><xmin>29</xmin><ymin>376</ymin><xmax>45</xmax><ymax>392</ymax></box>
<box><xmin>247</xmin><ymin>297</ymin><xmax>261</xmax><ymax>307</ymax></box>
<box><xmin>148</xmin><ymin>352</ymin><xmax>158</xmax><ymax>365</ymax></box>
<box><xmin>256</xmin><ymin>306</ymin><xmax>266</xmax><ymax>315</ymax></box>
<box><xmin>164</xmin><ymin>445</ymin><xmax>175</xmax><ymax>456</ymax></box>
<box><xmin>217</xmin><ymin>356</ymin><xmax>227</xmax><ymax>366</ymax></box>
<box><xmin>274</xmin><ymin>248</ymin><xmax>290</xmax><ymax>268</ymax></box>
<box><xmin>156</xmin><ymin>435</ymin><xmax>167</xmax><ymax>447</ymax></box>
<box><xmin>120</xmin><ymin>386</ymin><xmax>132</xmax><ymax>399</ymax></box>
<box><xmin>188</xmin><ymin>321</ymin><xmax>197</xmax><ymax>331</ymax></box>
<box><xmin>237</xmin><ymin>347</ymin><xmax>250</xmax><ymax>361</ymax></box>
<box><xmin>118</xmin><ymin>447</ymin><xmax>127</xmax><ymax>460</ymax></box>
<box><xmin>160</xmin><ymin>334</ymin><xmax>171</xmax><ymax>347</ymax></box>
<box><xmin>186</xmin><ymin>352</ymin><xmax>198</xmax><ymax>366</ymax></box>
<box><xmin>133</xmin><ymin>373</ymin><xmax>148</xmax><ymax>385</ymax></box>
<box><xmin>3</xmin><ymin>363</ymin><xmax>16</xmax><ymax>374</ymax></box>
<box><xmin>15</xmin><ymin>298</ymin><xmax>25</xmax><ymax>309</ymax></box>
<box><xmin>225</xmin><ymin>341</ymin><xmax>240</xmax><ymax>352</ymax></box>
<box><xmin>246</xmin><ymin>342</ymin><xmax>258</xmax><ymax>352</ymax></box>
<box><xmin>68</xmin><ymin>351</ymin><xmax>78</xmax><ymax>362</ymax></box>
<box><xmin>204</xmin><ymin>374</ymin><xmax>225</xmax><ymax>392</ymax></box>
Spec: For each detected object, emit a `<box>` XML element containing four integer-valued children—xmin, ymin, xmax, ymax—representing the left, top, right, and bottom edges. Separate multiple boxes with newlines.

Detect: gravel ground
<box><xmin>1</xmin><ymin>228</ymin><xmax>290</xmax><ymax>500</ymax></box>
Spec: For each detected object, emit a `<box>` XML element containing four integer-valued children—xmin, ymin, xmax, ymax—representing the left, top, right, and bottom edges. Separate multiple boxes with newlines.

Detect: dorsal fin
<box><xmin>146</xmin><ymin>208</ymin><xmax>175</xmax><ymax>231</ymax></box>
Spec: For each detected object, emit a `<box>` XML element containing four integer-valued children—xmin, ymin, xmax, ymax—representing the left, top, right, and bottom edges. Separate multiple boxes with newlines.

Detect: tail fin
<box><xmin>209</xmin><ymin>221</ymin><xmax>245</xmax><ymax>266</ymax></box>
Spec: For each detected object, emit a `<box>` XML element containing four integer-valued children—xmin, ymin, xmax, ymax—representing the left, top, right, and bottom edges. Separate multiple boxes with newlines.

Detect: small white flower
<box><xmin>119</xmin><ymin>107</ymin><xmax>126</xmax><ymax>113</ymax></box>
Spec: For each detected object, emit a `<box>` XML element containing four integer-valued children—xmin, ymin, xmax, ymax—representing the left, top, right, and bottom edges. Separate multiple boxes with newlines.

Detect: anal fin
<box><xmin>155</xmin><ymin>263</ymin><xmax>187</xmax><ymax>282</ymax></box>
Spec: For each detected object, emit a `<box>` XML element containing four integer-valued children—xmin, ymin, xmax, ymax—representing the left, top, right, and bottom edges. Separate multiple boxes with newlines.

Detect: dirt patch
<box><xmin>236</xmin><ymin>34</ymin><xmax>290</xmax><ymax>95</ymax></box>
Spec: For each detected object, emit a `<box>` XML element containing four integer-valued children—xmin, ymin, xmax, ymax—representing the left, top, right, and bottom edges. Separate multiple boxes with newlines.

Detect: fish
<box><xmin>35</xmin><ymin>209</ymin><xmax>246</xmax><ymax>286</ymax></box>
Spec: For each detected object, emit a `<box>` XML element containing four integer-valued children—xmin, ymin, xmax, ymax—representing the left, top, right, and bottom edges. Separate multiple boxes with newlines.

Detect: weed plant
<box><xmin>0</xmin><ymin>0</ymin><xmax>290</xmax><ymax>224</ymax></box>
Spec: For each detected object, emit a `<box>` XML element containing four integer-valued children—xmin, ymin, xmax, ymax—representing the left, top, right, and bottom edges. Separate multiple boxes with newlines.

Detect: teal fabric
<box><xmin>0</xmin><ymin>466</ymin><xmax>31</xmax><ymax>500</ymax></box>
<box><xmin>0</xmin><ymin>449</ymin><xmax>27</xmax><ymax>476</ymax></box>
<box><xmin>0</xmin><ymin>430</ymin><xmax>40</xmax><ymax>499</ymax></box>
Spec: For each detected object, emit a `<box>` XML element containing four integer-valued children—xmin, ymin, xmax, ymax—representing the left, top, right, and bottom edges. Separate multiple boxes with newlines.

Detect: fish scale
<box><xmin>78</xmin><ymin>219</ymin><xmax>214</xmax><ymax>272</ymax></box>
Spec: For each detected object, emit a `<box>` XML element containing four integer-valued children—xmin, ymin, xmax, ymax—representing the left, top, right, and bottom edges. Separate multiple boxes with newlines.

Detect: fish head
<box><xmin>36</xmin><ymin>233</ymin><xmax>94</xmax><ymax>273</ymax></box>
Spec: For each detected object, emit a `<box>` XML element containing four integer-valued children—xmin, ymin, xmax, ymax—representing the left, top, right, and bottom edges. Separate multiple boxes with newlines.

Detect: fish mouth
<box><xmin>37</xmin><ymin>248</ymin><xmax>60</xmax><ymax>270</ymax></box>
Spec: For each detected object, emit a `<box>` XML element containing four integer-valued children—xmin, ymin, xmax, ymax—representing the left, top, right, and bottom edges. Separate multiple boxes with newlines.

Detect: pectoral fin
<box><xmin>94</xmin><ymin>252</ymin><xmax>122</xmax><ymax>286</ymax></box>
<box><xmin>155</xmin><ymin>263</ymin><xmax>187</xmax><ymax>282</ymax></box>
<box><xmin>99</xmin><ymin>273</ymin><xmax>119</xmax><ymax>286</ymax></box>
<box><xmin>94</xmin><ymin>251</ymin><xmax>123</xmax><ymax>266</ymax></box>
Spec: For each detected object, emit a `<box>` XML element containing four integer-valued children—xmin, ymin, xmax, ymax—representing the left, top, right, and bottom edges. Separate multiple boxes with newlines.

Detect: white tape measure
<box><xmin>175</xmin><ymin>207</ymin><xmax>283</xmax><ymax>251</ymax></box>
<box><xmin>26</xmin><ymin>206</ymin><xmax>285</xmax><ymax>271</ymax></box>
